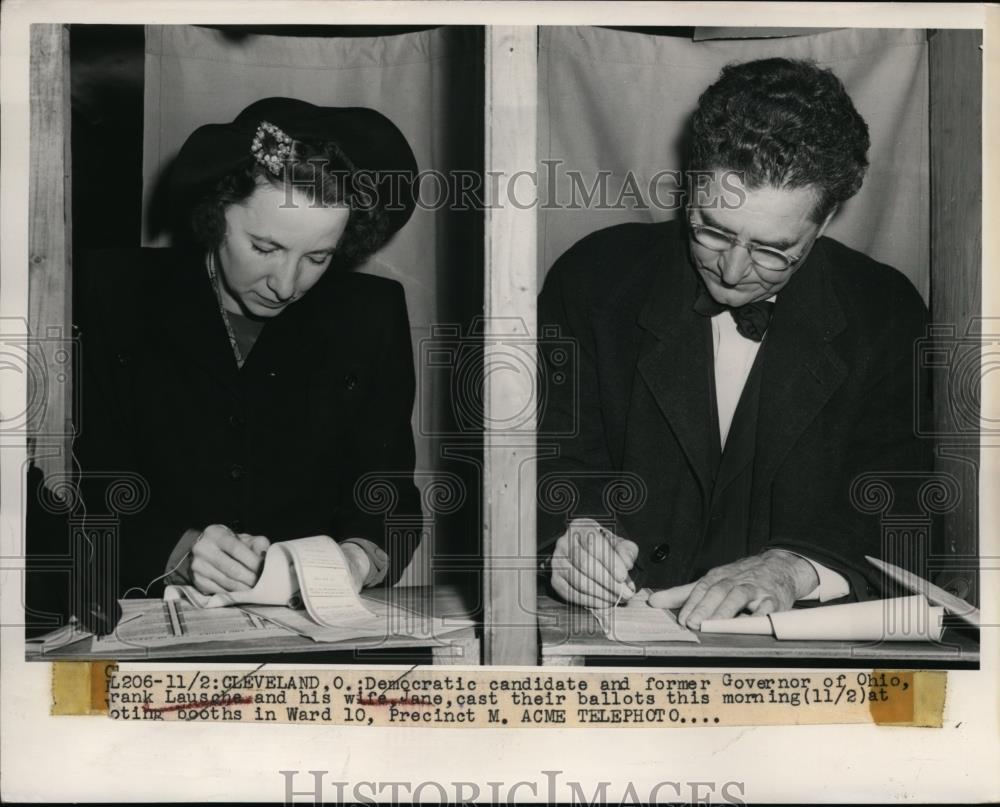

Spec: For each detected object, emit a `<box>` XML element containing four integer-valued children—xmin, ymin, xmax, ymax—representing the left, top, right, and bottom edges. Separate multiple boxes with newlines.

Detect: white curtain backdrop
<box><xmin>539</xmin><ymin>26</ymin><xmax>930</xmax><ymax>302</ymax></box>
<box><xmin>142</xmin><ymin>25</ymin><xmax>483</xmax><ymax>584</ymax></box>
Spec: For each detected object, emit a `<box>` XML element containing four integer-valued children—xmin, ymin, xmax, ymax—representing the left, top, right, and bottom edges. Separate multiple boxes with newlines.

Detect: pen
<box><xmin>627</xmin><ymin>559</ymin><xmax>648</xmax><ymax>594</ymax></box>
<box><xmin>605</xmin><ymin>530</ymin><xmax>641</xmax><ymax>606</ymax></box>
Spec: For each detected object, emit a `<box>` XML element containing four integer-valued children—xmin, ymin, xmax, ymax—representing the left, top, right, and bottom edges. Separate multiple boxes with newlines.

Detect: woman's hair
<box><xmin>187</xmin><ymin>137</ymin><xmax>392</xmax><ymax>266</ymax></box>
<box><xmin>689</xmin><ymin>58</ymin><xmax>871</xmax><ymax>222</ymax></box>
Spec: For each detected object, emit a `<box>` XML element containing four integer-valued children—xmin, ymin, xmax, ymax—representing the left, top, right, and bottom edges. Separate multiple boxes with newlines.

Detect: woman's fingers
<box><xmin>199</xmin><ymin>541</ymin><xmax>258</xmax><ymax>588</ymax></box>
<box><xmin>239</xmin><ymin>533</ymin><xmax>271</xmax><ymax>557</ymax></box>
<box><xmin>190</xmin><ymin>554</ymin><xmax>251</xmax><ymax>593</ymax></box>
<box><xmin>215</xmin><ymin>532</ymin><xmax>264</xmax><ymax>577</ymax></box>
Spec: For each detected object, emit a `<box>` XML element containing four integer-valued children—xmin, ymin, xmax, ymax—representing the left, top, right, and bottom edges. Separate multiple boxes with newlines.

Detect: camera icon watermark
<box><xmin>914</xmin><ymin>318</ymin><xmax>1000</xmax><ymax>437</ymax></box>
<box><xmin>0</xmin><ymin>319</ymin><xmax>79</xmax><ymax>436</ymax></box>
<box><xmin>417</xmin><ymin>317</ymin><xmax>577</xmax><ymax>437</ymax></box>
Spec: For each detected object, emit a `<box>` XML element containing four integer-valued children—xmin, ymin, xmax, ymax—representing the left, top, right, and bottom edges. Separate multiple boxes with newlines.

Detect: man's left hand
<box><xmin>647</xmin><ymin>550</ymin><xmax>820</xmax><ymax>629</ymax></box>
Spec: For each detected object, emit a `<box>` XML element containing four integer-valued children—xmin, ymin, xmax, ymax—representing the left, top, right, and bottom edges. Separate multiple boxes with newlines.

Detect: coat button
<box><xmin>650</xmin><ymin>543</ymin><xmax>671</xmax><ymax>563</ymax></box>
<box><xmin>228</xmin><ymin>414</ymin><xmax>244</xmax><ymax>429</ymax></box>
<box><xmin>229</xmin><ymin>464</ymin><xmax>245</xmax><ymax>481</ymax></box>
<box><xmin>117</xmin><ymin>352</ymin><xmax>129</xmax><ymax>366</ymax></box>
<box><xmin>344</xmin><ymin>372</ymin><xmax>357</xmax><ymax>390</ymax></box>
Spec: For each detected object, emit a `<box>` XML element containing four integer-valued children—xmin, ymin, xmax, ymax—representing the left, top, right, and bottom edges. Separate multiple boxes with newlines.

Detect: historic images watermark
<box><xmin>278</xmin><ymin>770</ymin><xmax>748</xmax><ymax>805</ymax></box>
<box><xmin>279</xmin><ymin>163</ymin><xmax>748</xmax><ymax>214</ymax></box>
<box><xmin>279</xmin><ymin>769</ymin><xmax>747</xmax><ymax>805</ymax></box>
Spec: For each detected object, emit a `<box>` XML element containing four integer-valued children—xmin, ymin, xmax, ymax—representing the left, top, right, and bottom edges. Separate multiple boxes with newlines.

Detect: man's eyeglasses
<box><xmin>687</xmin><ymin>214</ymin><xmax>803</xmax><ymax>273</ymax></box>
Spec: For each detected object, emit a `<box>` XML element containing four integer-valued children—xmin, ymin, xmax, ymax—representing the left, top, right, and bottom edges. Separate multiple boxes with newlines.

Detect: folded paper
<box><xmin>699</xmin><ymin>595</ymin><xmax>945</xmax><ymax>642</ymax></box>
<box><xmin>592</xmin><ymin>603</ymin><xmax>700</xmax><ymax>643</ymax></box>
<box><xmin>165</xmin><ymin>535</ymin><xmax>377</xmax><ymax>627</ymax></box>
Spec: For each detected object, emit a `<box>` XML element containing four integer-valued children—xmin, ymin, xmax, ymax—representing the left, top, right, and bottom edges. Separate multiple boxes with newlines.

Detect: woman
<box><xmin>69</xmin><ymin>98</ymin><xmax>422</xmax><ymax>610</ymax></box>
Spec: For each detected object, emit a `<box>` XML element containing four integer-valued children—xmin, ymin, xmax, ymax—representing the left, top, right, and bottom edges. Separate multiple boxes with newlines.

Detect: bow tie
<box><xmin>693</xmin><ymin>285</ymin><xmax>775</xmax><ymax>342</ymax></box>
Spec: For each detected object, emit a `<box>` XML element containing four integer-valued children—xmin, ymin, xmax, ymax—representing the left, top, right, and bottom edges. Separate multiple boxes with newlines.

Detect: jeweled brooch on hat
<box><xmin>250</xmin><ymin>121</ymin><xmax>293</xmax><ymax>175</ymax></box>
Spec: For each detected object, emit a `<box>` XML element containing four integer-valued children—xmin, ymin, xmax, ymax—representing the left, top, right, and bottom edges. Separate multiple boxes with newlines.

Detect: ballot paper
<box><xmin>162</xmin><ymin>536</ymin><xmax>476</xmax><ymax>643</ymax></box>
<box><xmin>24</xmin><ymin>621</ymin><xmax>95</xmax><ymax>653</ymax></box>
<box><xmin>700</xmin><ymin>594</ymin><xmax>945</xmax><ymax>641</ymax></box>
<box><xmin>165</xmin><ymin>535</ymin><xmax>378</xmax><ymax>628</ymax></box>
<box><xmin>591</xmin><ymin>603</ymin><xmax>699</xmax><ymax>643</ymax></box>
<box><xmin>245</xmin><ymin>597</ymin><xmax>474</xmax><ymax>643</ymax></box>
<box><xmin>90</xmin><ymin>598</ymin><xmax>295</xmax><ymax>651</ymax></box>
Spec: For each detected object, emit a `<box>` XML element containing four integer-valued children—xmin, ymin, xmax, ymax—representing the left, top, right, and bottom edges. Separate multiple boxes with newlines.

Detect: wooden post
<box><xmin>482</xmin><ymin>26</ymin><xmax>539</xmax><ymax>665</ymax></box>
<box><xmin>928</xmin><ymin>29</ymin><xmax>982</xmax><ymax>601</ymax></box>
<box><xmin>28</xmin><ymin>23</ymin><xmax>73</xmax><ymax>481</ymax></box>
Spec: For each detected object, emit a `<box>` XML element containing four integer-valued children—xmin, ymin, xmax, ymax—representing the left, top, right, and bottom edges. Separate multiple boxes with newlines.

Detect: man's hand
<box><xmin>647</xmin><ymin>549</ymin><xmax>819</xmax><ymax>629</ymax></box>
<box><xmin>550</xmin><ymin>517</ymin><xmax>639</xmax><ymax>608</ymax></box>
<box><xmin>190</xmin><ymin>524</ymin><xmax>269</xmax><ymax>595</ymax></box>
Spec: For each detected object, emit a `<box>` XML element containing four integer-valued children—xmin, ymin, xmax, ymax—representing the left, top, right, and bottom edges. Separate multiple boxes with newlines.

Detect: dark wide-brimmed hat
<box><xmin>169</xmin><ymin>97</ymin><xmax>419</xmax><ymax>240</ymax></box>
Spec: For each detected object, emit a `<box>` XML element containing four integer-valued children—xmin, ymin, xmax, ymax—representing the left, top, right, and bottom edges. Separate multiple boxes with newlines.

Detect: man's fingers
<box><xmin>677</xmin><ymin>578</ymin><xmax>713</xmax><ymax>625</ymax></box>
<box><xmin>647</xmin><ymin>581</ymin><xmax>696</xmax><ymax>611</ymax></box>
<box><xmin>553</xmin><ymin>563</ymin><xmax>618</xmax><ymax>605</ymax></box>
<box><xmin>551</xmin><ymin>569</ymin><xmax>619</xmax><ymax>609</ymax></box>
<box><xmin>552</xmin><ymin>558</ymin><xmax>619</xmax><ymax>607</ymax></box>
<box><xmin>750</xmin><ymin>596</ymin><xmax>779</xmax><ymax>616</ymax></box>
<box><xmin>569</xmin><ymin>529</ymin><xmax>630</xmax><ymax>598</ymax></box>
<box><xmin>611</xmin><ymin>537</ymin><xmax>639</xmax><ymax>570</ymax></box>
<box><xmin>680</xmin><ymin>581</ymin><xmax>734</xmax><ymax>629</ymax></box>
<box><xmin>705</xmin><ymin>583</ymin><xmax>756</xmax><ymax>622</ymax></box>
<box><xmin>552</xmin><ymin>521</ymin><xmax>635</xmax><ymax>604</ymax></box>
<box><xmin>626</xmin><ymin>587</ymin><xmax>651</xmax><ymax>608</ymax></box>
<box><xmin>572</xmin><ymin>523</ymin><xmax>635</xmax><ymax>582</ymax></box>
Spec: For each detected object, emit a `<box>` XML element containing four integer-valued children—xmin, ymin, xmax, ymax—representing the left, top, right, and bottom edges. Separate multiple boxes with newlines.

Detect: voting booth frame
<box><xmin>28</xmin><ymin>25</ymin><xmax>983</xmax><ymax>665</ymax></box>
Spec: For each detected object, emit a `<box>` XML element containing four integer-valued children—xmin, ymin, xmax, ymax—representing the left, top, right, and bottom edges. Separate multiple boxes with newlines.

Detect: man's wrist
<box><xmin>764</xmin><ymin>549</ymin><xmax>820</xmax><ymax>599</ymax></box>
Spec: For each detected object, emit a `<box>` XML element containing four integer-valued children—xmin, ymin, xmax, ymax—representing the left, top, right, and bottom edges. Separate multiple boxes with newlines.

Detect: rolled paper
<box><xmin>769</xmin><ymin>595</ymin><xmax>944</xmax><ymax>642</ymax></box>
<box><xmin>699</xmin><ymin>615</ymin><xmax>774</xmax><ymax>635</ymax></box>
<box><xmin>165</xmin><ymin>542</ymin><xmax>301</xmax><ymax>609</ymax></box>
<box><xmin>865</xmin><ymin>555</ymin><xmax>980</xmax><ymax>627</ymax></box>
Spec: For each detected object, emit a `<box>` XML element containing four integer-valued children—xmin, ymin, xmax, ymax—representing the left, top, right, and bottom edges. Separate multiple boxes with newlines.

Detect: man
<box><xmin>538</xmin><ymin>58</ymin><xmax>931</xmax><ymax>630</ymax></box>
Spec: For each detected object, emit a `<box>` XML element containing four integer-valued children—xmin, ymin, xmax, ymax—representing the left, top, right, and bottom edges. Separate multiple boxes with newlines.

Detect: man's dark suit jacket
<box><xmin>27</xmin><ymin>246</ymin><xmax>420</xmax><ymax>621</ymax></box>
<box><xmin>537</xmin><ymin>219</ymin><xmax>932</xmax><ymax>599</ymax></box>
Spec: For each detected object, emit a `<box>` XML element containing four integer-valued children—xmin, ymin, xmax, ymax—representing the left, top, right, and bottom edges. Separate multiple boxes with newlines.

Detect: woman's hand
<box><xmin>190</xmin><ymin>524</ymin><xmax>269</xmax><ymax>595</ymax></box>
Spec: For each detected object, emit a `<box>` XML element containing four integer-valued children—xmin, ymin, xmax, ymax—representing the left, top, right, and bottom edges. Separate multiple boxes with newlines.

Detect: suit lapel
<box><xmin>156</xmin><ymin>248</ymin><xmax>242</xmax><ymax>395</ymax></box>
<box><xmin>240</xmin><ymin>265</ymin><xmax>348</xmax><ymax>382</ymax></box>
<box><xmin>153</xmin><ymin>249</ymin><xmax>347</xmax><ymax>397</ymax></box>
<box><xmin>713</xmin><ymin>355</ymin><xmax>762</xmax><ymax>498</ymax></box>
<box><xmin>635</xmin><ymin>230</ymin><xmax>719</xmax><ymax>498</ymax></box>
<box><xmin>752</xmin><ymin>240</ymin><xmax>848</xmax><ymax>516</ymax></box>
